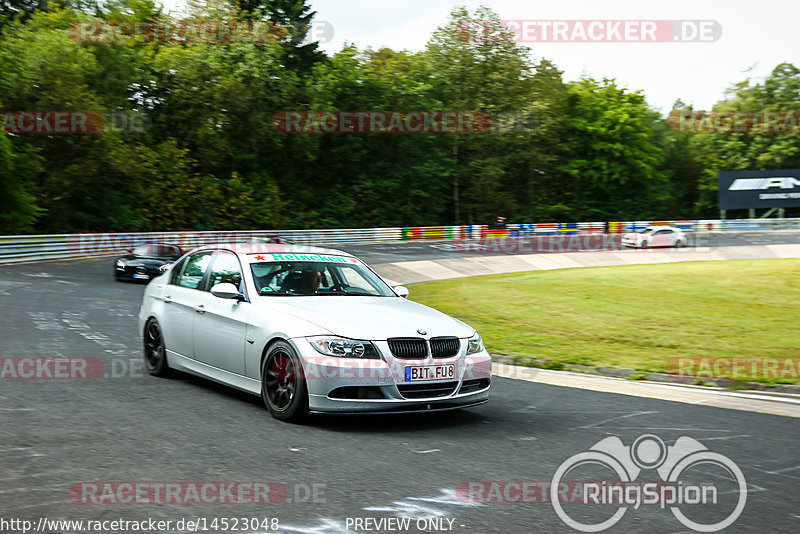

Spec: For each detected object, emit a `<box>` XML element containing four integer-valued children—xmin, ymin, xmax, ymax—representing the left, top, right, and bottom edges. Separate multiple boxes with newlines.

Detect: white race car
<box><xmin>621</xmin><ymin>226</ymin><xmax>688</xmax><ymax>248</ymax></box>
<box><xmin>139</xmin><ymin>245</ymin><xmax>491</xmax><ymax>421</ymax></box>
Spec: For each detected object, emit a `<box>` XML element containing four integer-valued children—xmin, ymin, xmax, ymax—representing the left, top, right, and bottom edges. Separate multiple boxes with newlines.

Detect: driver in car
<box><xmin>299</xmin><ymin>268</ymin><xmax>323</xmax><ymax>295</ymax></box>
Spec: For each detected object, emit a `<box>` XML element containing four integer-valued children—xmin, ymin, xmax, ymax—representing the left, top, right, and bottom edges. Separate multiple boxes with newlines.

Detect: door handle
<box><xmin>194</xmin><ymin>304</ymin><xmax>205</xmax><ymax>314</ymax></box>
<box><xmin>164</xmin><ymin>295</ymin><xmax>172</xmax><ymax>304</ymax></box>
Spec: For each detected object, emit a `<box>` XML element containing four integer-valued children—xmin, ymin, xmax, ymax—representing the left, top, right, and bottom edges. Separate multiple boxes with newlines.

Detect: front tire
<box><xmin>261</xmin><ymin>341</ymin><xmax>309</xmax><ymax>422</ymax></box>
<box><xmin>143</xmin><ymin>319</ymin><xmax>171</xmax><ymax>377</ymax></box>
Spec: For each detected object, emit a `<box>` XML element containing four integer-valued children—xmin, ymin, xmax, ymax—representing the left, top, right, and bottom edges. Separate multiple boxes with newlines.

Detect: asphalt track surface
<box><xmin>330</xmin><ymin>231</ymin><xmax>800</xmax><ymax>264</ymax></box>
<box><xmin>1</xmin><ymin>237</ymin><xmax>799</xmax><ymax>533</ymax></box>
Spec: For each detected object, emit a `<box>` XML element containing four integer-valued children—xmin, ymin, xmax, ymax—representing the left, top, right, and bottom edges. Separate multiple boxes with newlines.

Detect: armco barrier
<box><xmin>0</xmin><ymin>228</ymin><xmax>401</xmax><ymax>264</ymax></box>
<box><xmin>0</xmin><ymin>219</ymin><xmax>798</xmax><ymax>264</ymax></box>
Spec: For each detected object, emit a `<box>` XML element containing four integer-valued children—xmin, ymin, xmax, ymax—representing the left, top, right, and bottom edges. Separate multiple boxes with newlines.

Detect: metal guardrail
<box><xmin>697</xmin><ymin>218</ymin><xmax>800</xmax><ymax>232</ymax></box>
<box><xmin>0</xmin><ymin>228</ymin><xmax>403</xmax><ymax>264</ymax></box>
<box><xmin>0</xmin><ymin>219</ymin><xmax>798</xmax><ymax>264</ymax></box>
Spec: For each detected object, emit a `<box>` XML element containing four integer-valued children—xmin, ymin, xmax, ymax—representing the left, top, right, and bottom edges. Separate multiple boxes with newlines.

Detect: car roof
<box><xmin>645</xmin><ymin>225</ymin><xmax>677</xmax><ymax>230</ymax></box>
<box><xmin>193</xmin><ymin>243</ymin><xmax>355</xmax><ymax>260</ymax></box>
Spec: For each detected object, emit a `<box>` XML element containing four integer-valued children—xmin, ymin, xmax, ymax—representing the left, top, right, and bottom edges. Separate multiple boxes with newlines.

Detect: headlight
<box><xmin>115</xmin><ymin>259</ymin><xmax>126</xmax><ymax>267</ymax></box>
<box><xmin>467</xmin><ymin>332</ymin><xmax>484</xmax><ymax>354</ymax></box>
<box><xmin>307</xmin><ymin>337</ymin><xmax>380</xmax><ymax>359</ymax></box>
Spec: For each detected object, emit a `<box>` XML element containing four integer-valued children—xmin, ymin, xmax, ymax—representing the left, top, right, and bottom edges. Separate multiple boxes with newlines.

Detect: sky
<box><xmin>162</xmin><ymin>0</ymin><xmax>800</xmax><ymax>114</ymax></box>
<box><xmin>303</xmin><ymin>0</ymin><xmax>799</xmax><ymax>114</ymax></box>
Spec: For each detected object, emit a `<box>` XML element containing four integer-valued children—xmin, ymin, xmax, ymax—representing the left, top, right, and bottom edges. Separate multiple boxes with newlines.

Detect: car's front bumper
<box><xmin>292</xmin><ymin>338</ymin><xmax>492</xmax><ymax>413</ymax></box>
<box><xmin>115</xmin><ymin>264</ymin><xmax>162</xmax><ymax>281</ymax></box>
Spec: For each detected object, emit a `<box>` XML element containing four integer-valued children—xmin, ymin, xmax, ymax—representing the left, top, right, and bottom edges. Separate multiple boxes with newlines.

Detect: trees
<box><xmin>690</xmin><ymin>63</ymin><xmax>800</xmax><ymax>216</ymax></box>
<box><xmin>1</xmin><ymin>1</ymin><xmax>797</xmax><ymax>234</ymax></box>
<box><xmin>423</xmin><ymin>6</ymin><xmax>541</xmax><ymax>224</ymax></box>
<box><xmin>235</xmin><ymin>0</ymin><xmax>323</xmax><ymax>71</ymax></box>
<box><xmin>0</xmin><ymin>130</ymin><xmax>42</xmax><ymax>233</ymax></box>
<box><xmin>560</xmin><ymin>78</ymin><xmax>668</xmax><ymax>220</ymax></box>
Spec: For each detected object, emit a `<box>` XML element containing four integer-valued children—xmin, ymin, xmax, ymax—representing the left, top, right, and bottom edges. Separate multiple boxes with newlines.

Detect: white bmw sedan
<box><xmin>139</xmin><ymin>245</ymin><xmax>491</xmax><ymax>421</ymax></box>
<box><xmin>621</xmin><ymin>225</ymin><xmax>688</xmax><ymax>248</ymax></box>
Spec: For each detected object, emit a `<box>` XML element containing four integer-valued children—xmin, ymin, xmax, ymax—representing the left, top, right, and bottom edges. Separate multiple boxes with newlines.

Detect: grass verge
<box><xmin>409</xmin><ymin>259</ymin><xmax>800</xmax><ymax>384</ymax></box>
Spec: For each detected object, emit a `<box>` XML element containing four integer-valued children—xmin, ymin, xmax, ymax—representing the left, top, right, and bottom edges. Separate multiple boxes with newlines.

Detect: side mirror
<box><xmin>211</xmin><ymin>283</ymin><xmax>244</xmax><ymax>300</ymax></box>
<box><xmin>393</xmin><ymin>285</ymin><xmax>410</xmax><ymax>298</ymax></box>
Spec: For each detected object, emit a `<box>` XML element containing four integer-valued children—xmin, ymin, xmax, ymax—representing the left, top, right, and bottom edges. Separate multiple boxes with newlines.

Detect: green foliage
<box><xmin>0</xmin><ymin>131</ymin><xmax>43</xmax><ymax>233</ymax></box>
<box><xmin>690</xmin><ymin>63</ymin><xmax>800</xmax><ymax>217</ymax></box>
<box><xmin>560</xmin><ymin>78</ymin><xmax>669</xmax><ymax>220</ymax></box>
<box><xmin>1</xmin><ymin>4</ymin><xmax>798</xmax><ymax>234</ymax></box>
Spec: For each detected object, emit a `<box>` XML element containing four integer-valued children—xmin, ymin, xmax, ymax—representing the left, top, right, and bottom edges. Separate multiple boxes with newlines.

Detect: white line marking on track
<box><xmin>695</xmin><ymin>434</ymin><xmax>751</xmax><ymax>441</ymax></box>
<box><xmin>765</xmin><ymin>465</ymin><xmax>800</xmax><ymax>475</ymax></box>
<box><xmin>577</xmin><ymin>411</ymin><xmax>657</xmax><ymax>429</ymax></box>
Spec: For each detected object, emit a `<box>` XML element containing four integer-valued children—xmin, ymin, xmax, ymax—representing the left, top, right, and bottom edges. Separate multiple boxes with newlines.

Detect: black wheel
<box><xmin>641</xmin><ymin>240</ymin><xmax>648</xmax><ymax>249</ymax></box>
<box><xmin>261</xmin><ymin>341</ymin><xmax>308</xmax><ymax>422</ymax></box>
<box><xmin>674</xmin><ymin>239</ymin><xmax>683</xmax><ymax>248</ymax></box>
<box><xmin>143</xmin><ymin>319</ymin><xmax>171</xmax><ymax>377</ymax></box>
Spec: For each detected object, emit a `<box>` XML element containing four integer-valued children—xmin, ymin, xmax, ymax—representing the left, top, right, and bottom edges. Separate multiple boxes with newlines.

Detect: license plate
<box><xmin>132</xmin><ymin>273</ymin><xmax>150</xmax><ymax>280</ymax></box>
<box><xmin>405</xmin><ymin>364</ymin><xmax>456</xmax><ymax>382</ymax></box>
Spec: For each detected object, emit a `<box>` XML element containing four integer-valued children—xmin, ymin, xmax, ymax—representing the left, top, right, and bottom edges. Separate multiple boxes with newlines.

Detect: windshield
<box><xmin>638</xmin><ymin>228</ymin><xmax>654</xmax><ymax>234</ymax></box>
<box><xmin>250</xmin><ymin>261</ymin><xmax>395</xmax><ymax>297</ymax></box>
<box><xmin>132</xmin><ymin>244</ymin><xmax>182</xmax><ymax>257</ymax></box>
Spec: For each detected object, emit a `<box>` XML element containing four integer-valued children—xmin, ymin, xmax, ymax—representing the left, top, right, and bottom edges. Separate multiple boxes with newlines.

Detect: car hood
<box><xmin>622</xmin><ymin>233</ymin><xmax>644</xmax><ymax>240</ymax></box>
<box><xmin>118</xmin><ymin>255</ymin><xmax>174</xmax><ymax>266</ymax></box>
<box><xmin>253</xmin><ymin>296</ymin><xmax>475</xmax><ymax>340</ymax></box>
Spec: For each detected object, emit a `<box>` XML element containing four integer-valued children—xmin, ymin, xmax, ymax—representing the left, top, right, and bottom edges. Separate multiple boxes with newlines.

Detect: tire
<box><xmin>640</xmin><ymin>240</ymin><xmax>648</xmax><ymax>249</ymax></box>
<box><xmin>261</xmin><ymin>341</ymin><xmax>309</xmax><ymax>422</ymax></box>
<box><xmin>143</xmin><ymin>318</ymin><xmax>171</xmax><ymax>377</ymax></box>
<box><xmin>674</xmin><ymin>239</ymin><xmax>683</xmax><ymax>248</ymax></box>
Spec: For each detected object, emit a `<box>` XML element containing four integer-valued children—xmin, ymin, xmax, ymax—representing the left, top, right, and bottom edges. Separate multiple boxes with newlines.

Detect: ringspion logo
<box><xmin>551</xmin><ymin>434</ymin><xmax>746</xmax><ymax>532</ymax></box>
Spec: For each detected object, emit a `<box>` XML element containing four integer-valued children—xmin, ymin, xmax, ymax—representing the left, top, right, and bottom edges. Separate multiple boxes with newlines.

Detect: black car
<box><xmin>114</xmin><ymin>243</ymin><xmax>184</xmax><ymax>282</ymax></box>
<box><xmin>243</xmin><ymin>234</ymin><xmax>288</xmax><ymax>245</ymax></box>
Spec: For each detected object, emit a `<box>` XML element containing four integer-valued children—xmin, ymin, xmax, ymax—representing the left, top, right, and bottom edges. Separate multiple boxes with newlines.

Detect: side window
<box><xmin>654</xmin><ymin>230</ymin><xmax>671</xmax><ymax>235</ymax></box>
<box><xmin>169</xmin><ymin>256</ymin><xmax>189</xmax><ymax>285</ymax></box>
<box><xmin>207</xmin><ymin>252</ymin><xmax>243</xmax><ymax>292</ymax></box>
<box><xmin>177</xmin><ymin>252</ymin><xmax>213</xmax><ymax>289</ymax></box>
